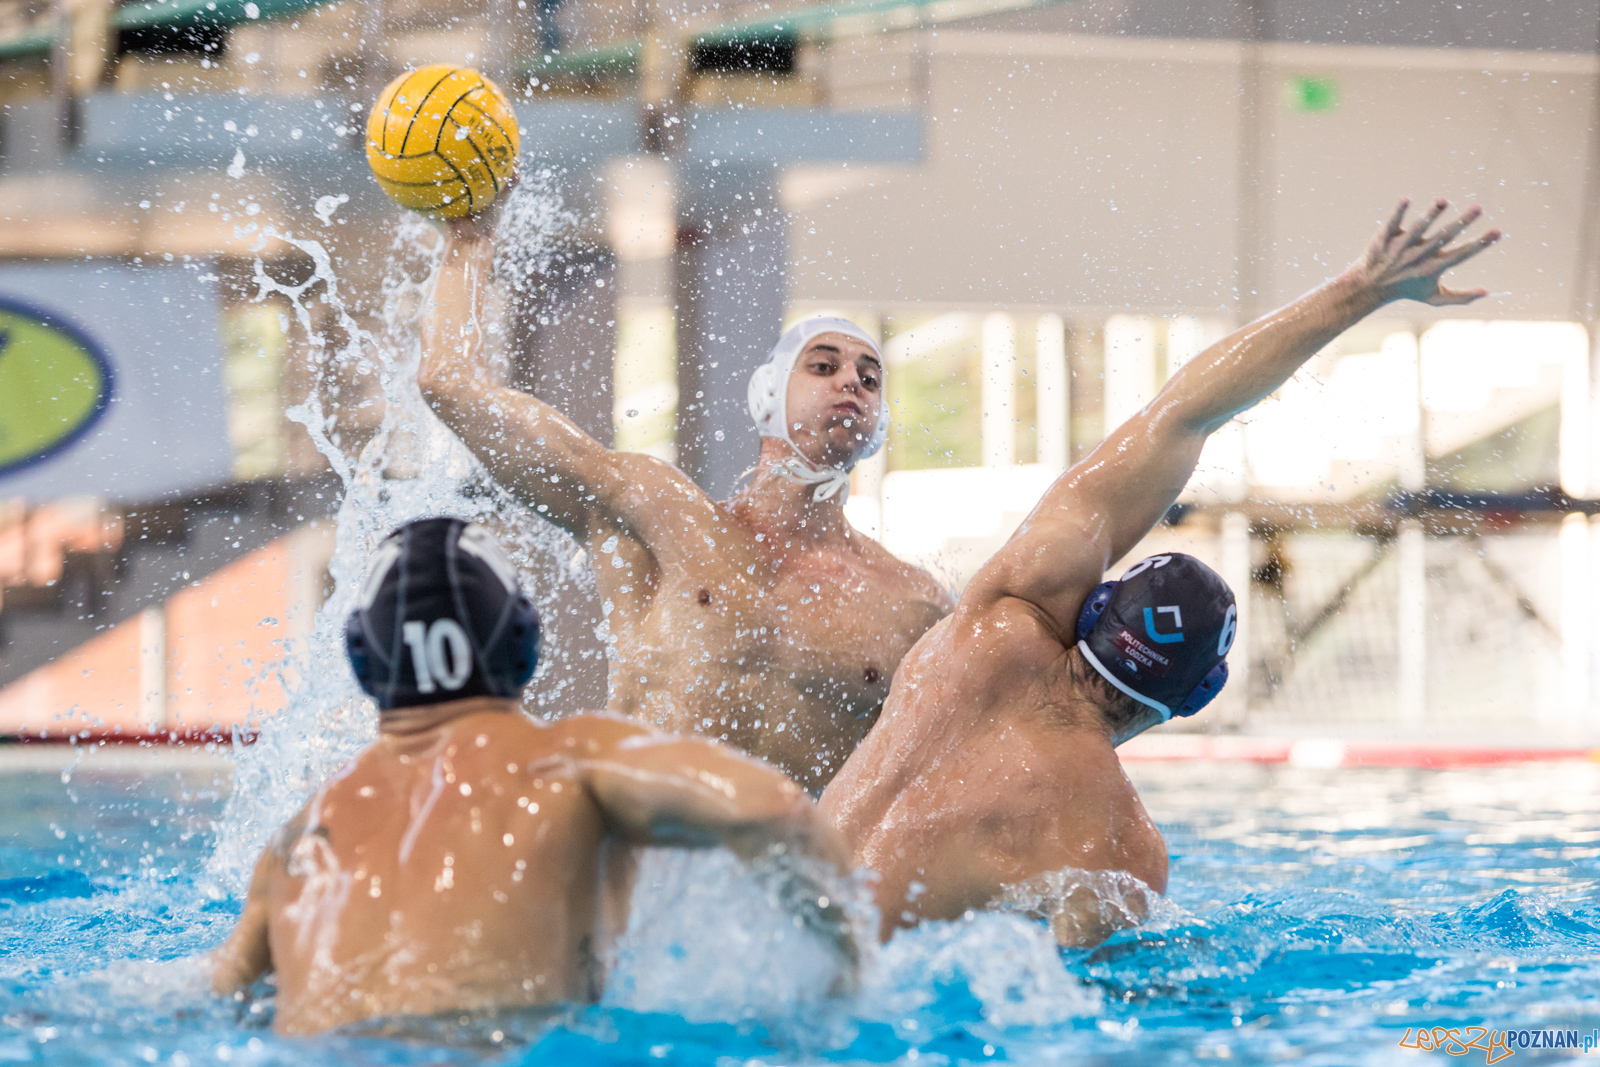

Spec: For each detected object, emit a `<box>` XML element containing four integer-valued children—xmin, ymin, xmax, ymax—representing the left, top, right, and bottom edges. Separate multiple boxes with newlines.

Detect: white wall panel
<box><xmin>0</xmin><ymin>260</ymin><xmax>230</xmax><ymax>503</ymax></box>
<box><xmin>793</xmin><ymin>34</ymin><xmax>1598</xmax><ymax>323</ymax></box>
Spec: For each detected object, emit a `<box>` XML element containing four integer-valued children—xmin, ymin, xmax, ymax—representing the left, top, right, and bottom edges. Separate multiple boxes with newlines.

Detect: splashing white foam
<box><xmin>207</xmin><ymin>173</ymin><xmax>583</xmax><ymax>889</ymax></box>
<box><xmin>867</xmin><ymin>911</ymin><xmax>1101</xmax><ymax>1030</ymax></box>
<box><xmin>605</xmin><ymin>848</ymin><xmax>865</xmax><ymax>1026</ymax></box>
<box><xmin>997</xmin><ymin>865</ymin><xmax>1186</xmax><ymax>947</ymax></box>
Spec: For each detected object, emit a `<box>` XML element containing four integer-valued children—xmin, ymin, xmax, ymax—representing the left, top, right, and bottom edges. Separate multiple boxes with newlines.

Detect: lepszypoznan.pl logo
<box><xmin>1398</xmin><ymin>1026</ymin><xmax>1599</xmax><ymax>1062</ymax></box>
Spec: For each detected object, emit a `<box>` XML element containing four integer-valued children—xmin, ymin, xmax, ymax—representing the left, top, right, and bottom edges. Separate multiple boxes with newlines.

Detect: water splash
<box><xmin>207</xmin><ymin>173</ymin><xmax>583</xmax><ymax>888</ymax></box>
<box><xmin>997</xmin><ymin>865</ymin><xmax>1186</xmax><ymax>947</ymax></box>
<box><xmin>606</xmin><ymin>850</ymin><xmax>866</xmax><ymax>1022</ymax></box>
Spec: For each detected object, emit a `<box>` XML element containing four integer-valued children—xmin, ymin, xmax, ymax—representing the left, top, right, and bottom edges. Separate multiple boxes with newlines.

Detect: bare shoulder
<box><xmin>961</xmin><ymin>509</ymin><xmax>1107</xmax><ymax>634</ymax></box>
<box><xmin>946</xmin><ymin>587</ymin><xmax>1077</xmax><ymax>669</ymax></box>
<box><xmin>543</xmin><ymin>712</ymin><xmax>658</xmax><ymax>758</ymax></box>
<box><xmin>1114</xmin><ymin>790</ymin><xmax>1170</xmax><ymax>894</ymax></box>
<box><xmin>853</xmin><ymin>532</ymin><xmax>957</xmax><ymax>614</ymax></box>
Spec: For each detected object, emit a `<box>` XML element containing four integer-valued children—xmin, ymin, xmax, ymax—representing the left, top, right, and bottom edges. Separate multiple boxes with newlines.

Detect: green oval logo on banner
<box><xmin>0</xmin><ymin>298</ymin><xmax>114</xmax><ymax>478</ymax></box>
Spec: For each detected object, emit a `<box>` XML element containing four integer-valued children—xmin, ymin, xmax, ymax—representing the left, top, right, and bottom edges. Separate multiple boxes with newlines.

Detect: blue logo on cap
<box><xmin>1143</xmin><ymin>606</ymin><xmax>1185</xmax><ymax>644</ymax></box>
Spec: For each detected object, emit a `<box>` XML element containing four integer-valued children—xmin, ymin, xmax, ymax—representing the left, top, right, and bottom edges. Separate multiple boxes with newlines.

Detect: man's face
<box><xmin>783</xmin><ymin>332</ymin><xmax>885</xmax><ymax>468</ymax></box>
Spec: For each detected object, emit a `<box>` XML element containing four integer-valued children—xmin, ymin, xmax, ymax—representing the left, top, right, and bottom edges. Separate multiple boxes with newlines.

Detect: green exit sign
<box><xmin>1285</xmin><ymin>75</ymin><xmax>1339</xmax><ymax>112</ymax></box>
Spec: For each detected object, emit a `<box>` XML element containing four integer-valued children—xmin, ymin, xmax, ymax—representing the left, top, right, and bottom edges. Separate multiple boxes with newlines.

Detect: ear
<box><xmin>344</xmin><ymin>611</ymin><xmax>378</xmax><ymax>698</ymax></box>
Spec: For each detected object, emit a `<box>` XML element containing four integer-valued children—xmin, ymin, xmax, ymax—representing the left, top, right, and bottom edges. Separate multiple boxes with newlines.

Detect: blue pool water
<box><xmin>3</xmin><ymin>746</ymin><xmax>1598</xmax><ymax>1065</ymax></box>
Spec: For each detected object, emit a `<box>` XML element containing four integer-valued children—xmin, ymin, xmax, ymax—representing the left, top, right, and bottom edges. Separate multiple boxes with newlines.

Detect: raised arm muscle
<box><xmin>419</xmin><ymin>232</ymin><xmax>711</xmax><ymax>548</ymax></box>
<box><xmin>419</xmin><ymin>233</ymin><xmax>622</xmax><ymax>540</ymax></box>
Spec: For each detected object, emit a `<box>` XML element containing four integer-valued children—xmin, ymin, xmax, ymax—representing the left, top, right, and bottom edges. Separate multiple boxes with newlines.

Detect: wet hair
<box><xmin>1067</xmin><ymin>645</ymin><xmax>1148</xmax><ymax>736</ymax></box>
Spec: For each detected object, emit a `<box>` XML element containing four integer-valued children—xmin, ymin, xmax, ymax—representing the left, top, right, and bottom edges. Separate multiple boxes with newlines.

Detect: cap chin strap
<box><xmin>768</xmin><ymin>442</ymin><xmax>851</xmax><ymax>502</ymax></box>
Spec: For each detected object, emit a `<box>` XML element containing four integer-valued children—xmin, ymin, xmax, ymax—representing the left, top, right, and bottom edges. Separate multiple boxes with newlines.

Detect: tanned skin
<box><xmin>419</xmin><ymin>210</ymin><xmax>951</xmax><ymax>793</ymax></box>
<box><xmin>209</xmin><ymin>697</ymin><xmax>849</xmax><ymax>1036</ymax></box>
<box><xmin>820</xmin><ymin>200</ymin><xmax>1501</xmax><ymax>944</ymax></box>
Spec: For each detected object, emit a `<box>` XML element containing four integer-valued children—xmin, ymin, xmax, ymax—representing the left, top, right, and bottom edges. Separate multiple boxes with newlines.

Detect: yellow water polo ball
<box><xmin>365</xmin><ymin>65</ymin><xmax>520</xmax><ymax>219</ymax></box>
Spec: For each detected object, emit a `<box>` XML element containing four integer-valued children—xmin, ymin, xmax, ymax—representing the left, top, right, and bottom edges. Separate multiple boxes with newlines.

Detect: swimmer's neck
<box><xmin>1050</xmin><ymin>676</ymin><xmax>1165</xmax><ymax>749</ymax></box>
<box><xmin>377</xmin><ymin>696</ymin><xmax>520</xmax><ymax>737</ymax></box>
<box><xmin>1062</xmin><ymin>698</ymin><xmax>1167</xmax><ymax>750</ymax></box>
<box><xmin>725</xmin><ymin>438</ymin><xmax>854</xmax><ymax>546</ymax></box>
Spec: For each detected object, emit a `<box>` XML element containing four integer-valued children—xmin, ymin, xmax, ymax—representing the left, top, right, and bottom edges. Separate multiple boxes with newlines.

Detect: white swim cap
<box><xmin>747</xmin><ymin>316</ymin><xmax>888</xmax><ymax>462</ymax></box>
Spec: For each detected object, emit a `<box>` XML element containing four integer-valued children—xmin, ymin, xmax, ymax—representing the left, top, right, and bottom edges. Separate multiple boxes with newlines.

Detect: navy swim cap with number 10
<box><xmin>345</xmin><ymin>518</ymin><xmax>541</xmax><ymax>711</ymax></box>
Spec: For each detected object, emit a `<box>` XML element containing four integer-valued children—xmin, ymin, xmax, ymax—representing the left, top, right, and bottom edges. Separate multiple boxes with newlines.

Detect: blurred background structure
<box><xmin>4</xmin><ymin>0</ymin><xmax>1600</xmax><ymax>748</ymax></box>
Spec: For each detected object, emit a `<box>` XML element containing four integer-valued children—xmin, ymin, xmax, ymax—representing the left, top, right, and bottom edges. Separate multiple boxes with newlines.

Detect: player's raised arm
<box><xmin>418</xmin><ymin>212</ymin><xmax>705</xmax><ymax>547</ymax></box>
<box><xmin>976</xmin><ymin>199</ymin><xmax>1500</xmax><ymax>626</ymax></box>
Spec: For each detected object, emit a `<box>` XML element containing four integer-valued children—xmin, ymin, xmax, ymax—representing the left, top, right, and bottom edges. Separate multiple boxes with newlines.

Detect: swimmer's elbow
<box><xmin>206</xmin><ymin>923</ymin><xmax>272</xmax><ymax>997</ymax></box>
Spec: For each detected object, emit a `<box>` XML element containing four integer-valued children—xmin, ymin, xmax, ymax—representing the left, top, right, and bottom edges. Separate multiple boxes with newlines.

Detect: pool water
<box><xmin>3</xmin><ymin>747</ymin><xmax>1598</xmax><ymax>1065</ymax></box>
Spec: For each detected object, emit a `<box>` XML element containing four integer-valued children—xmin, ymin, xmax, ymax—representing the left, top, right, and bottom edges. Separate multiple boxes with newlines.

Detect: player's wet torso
<box><xmin>819</xmin><ymin>600</ymin><xmax>1168</xmax><ymax>937</ymax></box>
<box><xmin>261</xmin><ymin>712</ymin><xmax>643</xmax><ymax>1036</ymax></box>
<box><xmin>592</xmin><ymin>509</ymin><xmax>948</xmax><ymax>794</ymax></box>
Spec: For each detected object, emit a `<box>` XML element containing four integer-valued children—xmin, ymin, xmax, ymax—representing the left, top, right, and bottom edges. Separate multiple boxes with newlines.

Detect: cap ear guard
<box><xmin>747</xmin><ymin>359</ymin><xmax>787</xmax><ymax>438</ymax></box>
<box><xmin>1075</xmin><ymin>581</ymin><xmax>1118</xmax><ymax>642</ymax></box>
<box><xmin>345</xmin><ymin>610</ymin><xmax>378</xmax><ymax>700</ymax></box>
<box><xmin>1173</xmin><ymin>660</ymin><xmax>1228</xmax><ymax>718</ymax></box>
<box><xmin>479</xmin><ymin>591</ymin><xmax>541</xmax><ymax>697</ymax></box>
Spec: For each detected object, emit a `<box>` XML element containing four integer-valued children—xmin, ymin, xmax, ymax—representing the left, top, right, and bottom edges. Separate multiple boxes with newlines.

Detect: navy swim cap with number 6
<box><xmin>1075</xmin><ymin>552</ymin><xmax>1236</xmax><ymax>721</ymax></box>
<box><xmin>345</xmin><ymin>517</ymin><xmax>541</xmax><ymax>710</ymax></box>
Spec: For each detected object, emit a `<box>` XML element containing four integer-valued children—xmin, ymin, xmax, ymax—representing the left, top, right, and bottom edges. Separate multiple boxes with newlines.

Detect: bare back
<box><xmin>211</xmin><ymin>701</ymin><xmax>850</xmax><ymax>1035</ymax></box>
<box><xmin>820</xmin><ymin>601</ymin><xmax>1168</xmax><ymax>939</ymax></box>
<box><xmin>823</xmin><ymin>200</ymin><xmax>1501</xmax><ymax>942</ymax></box>
<box><xmin>251</xmin><ymin>713</ymin><xmax>642</xmax><ymax>1034</ymax></box>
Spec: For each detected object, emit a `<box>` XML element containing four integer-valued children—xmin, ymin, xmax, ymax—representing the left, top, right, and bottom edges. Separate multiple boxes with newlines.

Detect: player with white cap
<box><xmin>418</xmin><ymin>212</ymin><xmax>951</xmax><ymax>792</ymax></box>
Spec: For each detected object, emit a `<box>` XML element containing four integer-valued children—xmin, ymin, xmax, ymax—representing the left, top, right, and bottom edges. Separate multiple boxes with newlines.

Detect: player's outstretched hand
<box><xmin>1348</xmin><ymin>198</ymin><xmax>1502</xmax><ymax>307</ymax></box>
<box><xmin>445</xmin><ymin>163</ymin><xmax>521</xmax><ymax>242</ymax></box>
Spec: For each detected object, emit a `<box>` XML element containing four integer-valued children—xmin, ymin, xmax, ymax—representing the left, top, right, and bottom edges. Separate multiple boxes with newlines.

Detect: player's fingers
<box><xmin>1405</xmin><ymin>198</ymin><xmax>1450</xmax><ymax>246</ymax></box>
<box><xmin>1418</xmin><ymin>205</ymin><xmax>1484</xmax><ymax>256</ymax></box>
<box><xmin>1427</xmin><ymin>286</ymin><xmax>1489</xmax><ymax>307</ymax></box>
<box><xmin>1384</xmin><ymin>198</ymin><xmax>1411</xmax><ymax>241</ymax></box>
<box><xmin>1436</xmin><ymin>229</ymin><xmax>1503</xmax><ymax>270</ymax></box>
